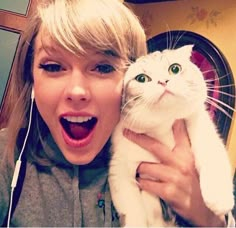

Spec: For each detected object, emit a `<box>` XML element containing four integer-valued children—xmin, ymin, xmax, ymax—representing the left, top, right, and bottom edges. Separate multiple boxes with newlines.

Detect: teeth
<box><xmin>63</xmin><ymin>116</ymin><xmax>93</xmax><ymax>123</ymax></box>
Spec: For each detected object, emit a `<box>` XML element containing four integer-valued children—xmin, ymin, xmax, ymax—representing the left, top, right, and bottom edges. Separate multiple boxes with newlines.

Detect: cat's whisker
<box><xmin>171</xmin><ymin>31</ymin><xmax>187</xmax><ymax>50</ymax></box>
<box><xmin>206</xmin><ymin>96</ymin><xmax>235</xmax><ymax>116</ymax></box>
<box><xmin>122</xmin><ymin>96</ymin><xmax>145</xmax><ymax>128</ymax></box>
<box><xmin>166</xmin><ymin>30</ymin><xmax>171</xmax><ymax>50</ymax></box>
<box><xmin>200</xmin><ymin>69</ymin><xmax>217</xmax><ymax>75</ymax></box>
<box><xmin>204</xmin><ymin>72</ymin><xmax>232</xmax><ymax>82</ymax></box>
<box><xmin>207</xmin><ymin>88</ymin><xmax>236</xmax><ymax>98</ymax></box>
<box><xmin>206</xmin><ymin>99</ymin><xmax>233</xmax><ymax>119</ymax></box>
<box><xmin>207</xmin><ymin>96</ymin><xmax>235</xmax><ymax>111</ymax></box>
<box><xmin>121</xmin><ymin>95</ymin><xmax>143</xmax><ymax>114</ymax></box>
<box><xmin>165</xmin><ymin>30</ymin><xmax>186</xmax><ymax>50</ymax></box>
<box><xmin>122</xmin><ymin>108</ymin><xmax>134</xmax><ymax>126</ymax></box>
<box><xmin>206</xmin><ymin>84</ymin><xmax>235</xmax><ymax>89</ymax></box>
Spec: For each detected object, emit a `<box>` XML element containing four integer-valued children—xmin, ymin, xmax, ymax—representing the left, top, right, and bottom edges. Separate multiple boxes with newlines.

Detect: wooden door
<box><xmin>0</xmin><ymin>0</ymin><xmax>36</xmax><ymax>128</ymax></box>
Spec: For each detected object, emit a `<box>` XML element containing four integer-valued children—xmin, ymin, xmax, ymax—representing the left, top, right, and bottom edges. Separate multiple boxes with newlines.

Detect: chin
<box><xmin>63</xmin><ymin>151</ymin><xmax>98</xmax><ymax>165</ymax></box>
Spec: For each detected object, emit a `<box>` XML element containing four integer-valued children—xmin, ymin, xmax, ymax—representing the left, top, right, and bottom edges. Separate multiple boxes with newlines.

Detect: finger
<box><xmin>173</xmin><ymin>119</ymin><xmax>191</xmax><ymax>148</ymax></box>
<box><xmin>137</xmin><ymin>162</ymin><xmax>181</xmax><ymax>184</ymax></box>
<box><xmin>123</xmin><ymin>129</ymin><xmax>194</xmax><ymax>171</ymax></box>
<box><xmin>137</xmin><ymin>178</ymin><xmax>181</xmax><ymax>206</ymax></box>
<box><xmin>123</xmin><ymin>129</ymin><xmax>173</xmax><ymax>164</ymax></box>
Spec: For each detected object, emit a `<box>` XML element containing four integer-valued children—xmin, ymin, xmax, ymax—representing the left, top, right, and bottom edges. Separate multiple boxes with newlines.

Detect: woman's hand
<box><xmin>123</xmin><ymin>120</ymin><xmax>226</xmax><ymax>227</ymax></box>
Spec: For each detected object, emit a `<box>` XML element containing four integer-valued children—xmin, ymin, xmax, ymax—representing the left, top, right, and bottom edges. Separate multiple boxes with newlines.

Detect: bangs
<box><xmin>38</xmin><ymin>0</ymin><xmax>138</xmax><ymax>61</ymax></box>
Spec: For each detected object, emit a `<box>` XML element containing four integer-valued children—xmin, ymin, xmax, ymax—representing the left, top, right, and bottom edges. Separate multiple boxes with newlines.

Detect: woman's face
<box><xmin>32</xmin><ymin>30</ymin><xmax>124</xmax><ymax>165</ymax></box>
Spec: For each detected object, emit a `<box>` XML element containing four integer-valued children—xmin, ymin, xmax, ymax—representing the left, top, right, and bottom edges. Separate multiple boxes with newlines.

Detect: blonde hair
<box><xmin>39</xmin><ymin>0</ymin><xmax>146</xmax><ymax>61</ymax></box>
<box><xmin>6</xmin><ymin>0</ymin><xmax>147</xmax><ymax>163</ymax></box>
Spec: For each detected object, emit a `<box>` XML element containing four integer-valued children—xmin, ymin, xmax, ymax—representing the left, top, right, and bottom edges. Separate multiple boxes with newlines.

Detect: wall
<box><xmin>127</xmin><ymin>0</ymin><xmax>236</xmax><ymax>170</ymax></box>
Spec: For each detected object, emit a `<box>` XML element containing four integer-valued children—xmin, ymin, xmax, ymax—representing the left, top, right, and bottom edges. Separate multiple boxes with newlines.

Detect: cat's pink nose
<box><xmin>157</xmin><ymin>80</ymin><xmax>169</xmax><ymax>86</ymax></box>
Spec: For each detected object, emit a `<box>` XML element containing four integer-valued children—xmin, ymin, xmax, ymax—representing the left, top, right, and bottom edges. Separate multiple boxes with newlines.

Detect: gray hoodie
<box><xmin>0</xmin><ymin>129</ymin><xmax>120</xmax><ymax>227</ymax></box>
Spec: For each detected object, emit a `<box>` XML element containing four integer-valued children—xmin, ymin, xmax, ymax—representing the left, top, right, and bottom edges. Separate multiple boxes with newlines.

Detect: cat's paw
<box><xmin>203</xmin><ymin>192</ymin><xmax>234</xmax><ymax>215</ymax></box>
<box><xmin>200</xmin><ymin>175</ymin><xmax>234</xmax><ymax>215</ymax></box>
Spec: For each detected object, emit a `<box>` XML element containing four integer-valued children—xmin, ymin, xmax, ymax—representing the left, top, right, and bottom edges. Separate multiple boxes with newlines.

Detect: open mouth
<box><xmin>60</xmin><ymin>116</ymin><xmax>97</xmax><ymax>140</ymax></box>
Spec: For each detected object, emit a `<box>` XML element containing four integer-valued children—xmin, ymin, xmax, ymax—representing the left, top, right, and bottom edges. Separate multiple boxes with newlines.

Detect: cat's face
<box><xmin>121</xmin><ymin>45</ymin><xmax>207</xmax><ymax>130</ymax></box>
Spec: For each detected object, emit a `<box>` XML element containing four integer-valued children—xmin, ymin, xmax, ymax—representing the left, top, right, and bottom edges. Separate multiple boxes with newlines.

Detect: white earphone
<box><xmin>31</xmin><ymin>88</ymin><xmax>35</xmax><ymax>100</ymax></box>
<box><xmin>7</xmin><ymin>87</ymin><xmax>34</xmax><ymax>227</ymax></box>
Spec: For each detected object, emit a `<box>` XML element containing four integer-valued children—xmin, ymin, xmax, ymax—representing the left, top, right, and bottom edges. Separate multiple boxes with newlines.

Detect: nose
<box><xmin>157</xmin><ymin>79</ymin><xmax>169</xmax><ymax>86</ymax></box>
<box><xmin>65</xmin><ymin>70</ymin><xmax>91</xmax><ymax>102</ymax></box>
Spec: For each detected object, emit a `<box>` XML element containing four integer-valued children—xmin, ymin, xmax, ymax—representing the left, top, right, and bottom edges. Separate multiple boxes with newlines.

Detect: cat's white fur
<box><xmin>109</xmin><ymin>45</ymin><xmax>234</xmax><ymax>227</ymax></box>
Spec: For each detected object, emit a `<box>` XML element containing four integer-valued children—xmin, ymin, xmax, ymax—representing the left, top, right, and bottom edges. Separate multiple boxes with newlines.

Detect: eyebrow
<box><xmin>102</xmin><ymin>50</ymin><xmax>118</xmax><ymax>57</ymax></box>
<box><xmin>35</xmin><ymin>44</ymin><xmax>58</xmax><ymax>55</ymax></box>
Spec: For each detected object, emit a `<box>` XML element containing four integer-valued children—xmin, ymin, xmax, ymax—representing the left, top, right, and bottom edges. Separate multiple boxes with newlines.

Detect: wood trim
<box><xmin>0</xmin><ymin>0</ymin><xmax>36</xmax><ymax>32</ymax></box>
<box><xmin>0</xmin><ymin>11</ymin><xmax>27</xmax><ymax>32</ymax></box>
<box><xmin>0</xmin><ymin>0</ymin><xmax>37</xmax><ymax>128</ymax></box>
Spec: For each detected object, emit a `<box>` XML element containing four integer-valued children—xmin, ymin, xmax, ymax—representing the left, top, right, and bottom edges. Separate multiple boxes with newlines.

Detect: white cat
<box><xmin>109</xmin><ymin>45</ymin><xmax>234</xmax><ymax>227</ymax></box>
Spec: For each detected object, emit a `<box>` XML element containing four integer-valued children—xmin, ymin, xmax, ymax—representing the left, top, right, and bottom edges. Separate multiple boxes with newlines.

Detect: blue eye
<box><xmin>135</xmin><ymin>74</ymin><xmax>152</xmax><ymax>83</ymax></box>
<box><xmin>39</xmin><ymin>63</ymin><xmax>64</xmax><ymax>72</ymax></box>
<box><xmin>93</xmin><ymin>64</ymin><xmax>115</xmax><ymax>74</ymax></box>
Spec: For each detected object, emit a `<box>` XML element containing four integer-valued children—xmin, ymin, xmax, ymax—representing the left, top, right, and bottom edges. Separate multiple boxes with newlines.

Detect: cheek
<box><xmin>33</xmin><ymin>78</ymin><xmax>63</xmax><ymax>125</ymax></box>
<box><xmin>33</xmin><ymin>70</ymin><xmax>63</xmax><ymax>111</ymax></box>
<box><xmin>108</xmin><ymin>81</ymin><xmax>122</xmax><ymax>107</ymax></box>
<box><xmin>34</xmin><ymin>84</ymin><xmax>57</xmax><ymax>107</ymax></box>
<box><xmin>97</xmin><ymin>79</ymin><xmax>123</xmax><ymax>120</ymax></box>
<box><xmin>34</xmin><ymin>91</ymin><xmax>57</xmax><ymax>129</ymax></box>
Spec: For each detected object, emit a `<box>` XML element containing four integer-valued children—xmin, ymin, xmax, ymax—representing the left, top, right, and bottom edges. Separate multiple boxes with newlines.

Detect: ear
<box><xmin>178</xmin><ymin>44</ymin><xmax>194</xmax><ymax>58</ymax></box>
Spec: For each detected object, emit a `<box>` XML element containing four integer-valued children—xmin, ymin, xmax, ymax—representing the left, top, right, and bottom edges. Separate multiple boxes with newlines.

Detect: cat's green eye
<box><xmin>135</xmin><ymin>74</ymin><xmax>152</xmax><ymax>83</ymax></box>
<box><xmin>168</xmin><ymin>63</ymin><xmax>182</xmax><ymax>75</ymax></box>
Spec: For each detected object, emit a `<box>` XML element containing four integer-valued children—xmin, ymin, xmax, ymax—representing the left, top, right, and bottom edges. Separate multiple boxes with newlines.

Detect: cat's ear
<box><xmin>179</xmin><ymin>44</ymin><xmax>194</xmax><ymax>58</ymax></box>
<box><xmin>152</xmin><ymin>50</ymin><xmax>161</xmax><ymax>56</ymax></box>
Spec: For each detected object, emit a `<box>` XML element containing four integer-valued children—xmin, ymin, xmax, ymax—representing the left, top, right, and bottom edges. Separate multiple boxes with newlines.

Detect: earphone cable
<box><xmin>7</xmin><ymin>93</ymin><xmax>34</xmax><ymax>227</ymax></box>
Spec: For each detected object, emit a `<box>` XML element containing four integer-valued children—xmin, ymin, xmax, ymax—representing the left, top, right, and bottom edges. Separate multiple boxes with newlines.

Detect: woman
<box><xmin>0</xmin><ymin>0</ymin><xmax>233</xmax><ymax>226</ymax></box>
